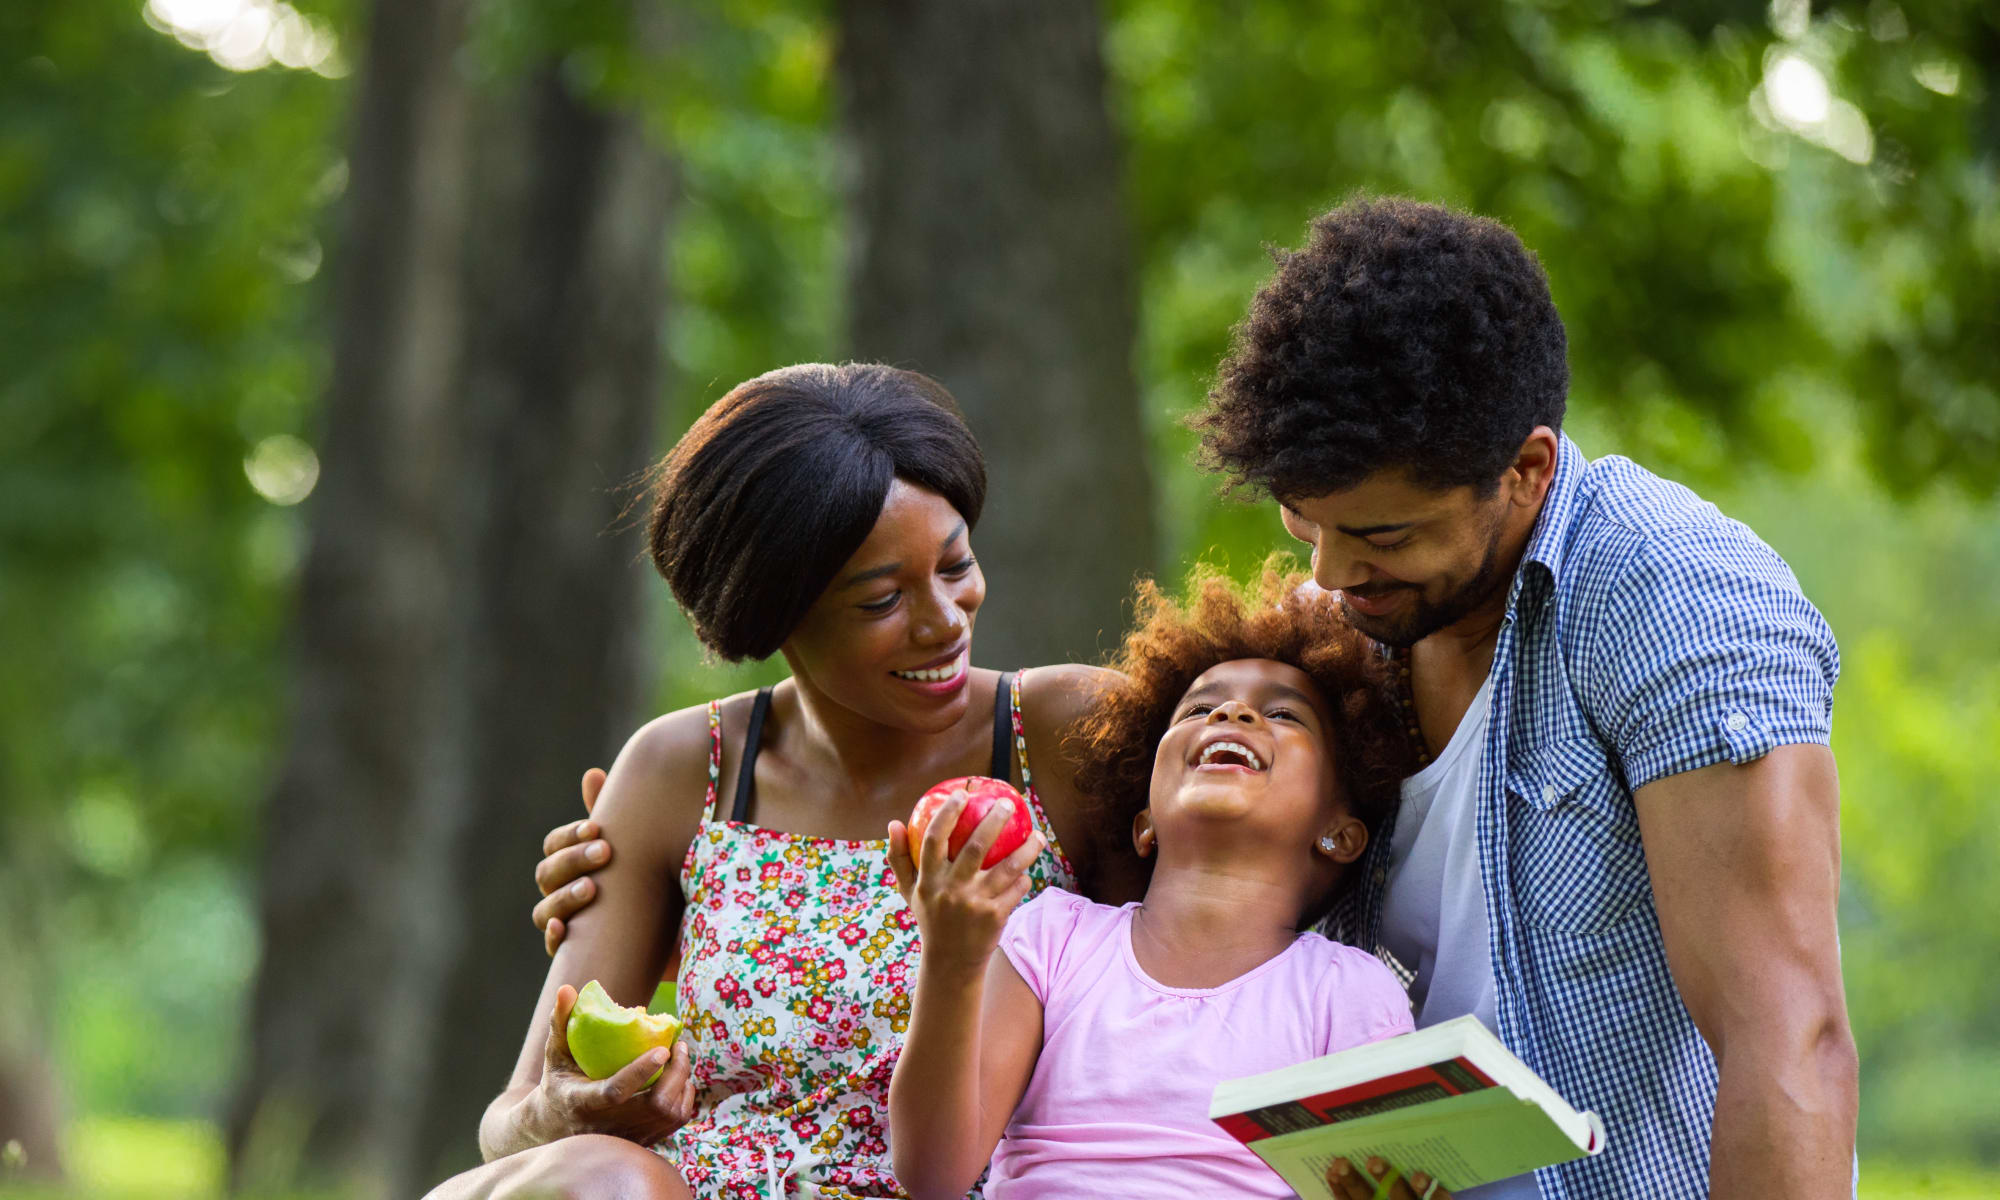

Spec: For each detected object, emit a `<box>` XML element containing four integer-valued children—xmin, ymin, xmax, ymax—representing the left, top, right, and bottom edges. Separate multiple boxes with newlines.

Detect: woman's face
<box><xmin>1143</xmin><ymin>659</ymin><xmax>1350</xmax><ymax>855</ymax></box>
<box><xmin>783</xmin><ymin>478</ymin><xmax>986</xmax><ymax>734</ymax></box>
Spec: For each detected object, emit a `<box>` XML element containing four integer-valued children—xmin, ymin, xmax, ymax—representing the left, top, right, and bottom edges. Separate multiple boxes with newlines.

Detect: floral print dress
<box><xmin>663</xmin><ymin>672</ymin><xmax>1076</xmax><ymax>1199</ymax></box>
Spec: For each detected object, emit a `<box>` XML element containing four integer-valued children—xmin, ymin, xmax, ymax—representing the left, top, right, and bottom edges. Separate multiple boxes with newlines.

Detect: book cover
<box><xmin>1210</xmin><ymin>1017</ymin><xmax>1605</xmax><ymax>1196</ymax></box>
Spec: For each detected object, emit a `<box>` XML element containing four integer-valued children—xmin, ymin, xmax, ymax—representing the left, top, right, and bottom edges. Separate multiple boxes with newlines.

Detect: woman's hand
<box><xmin>525</xmin><ymin>983</ymin><xmax>697</xmax><ymax>1147</ymax></box>
<box><xmin>533</xmin><ymin>768</ymin><xmax>612</xmax><ymax>956</ymax></box>
<box><xmin>886</xmin><ymin>789</ymin><xmax>1043</xmax><ymax>976</ymax></box>
<box><xmin>1326</xmin><ymin>1156</ymin><xmax>1454</xmax><ymax>1200</ymax></box>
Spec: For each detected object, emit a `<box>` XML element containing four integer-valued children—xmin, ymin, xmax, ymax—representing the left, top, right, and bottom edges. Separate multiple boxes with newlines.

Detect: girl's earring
<box><xmin>1138</xmin><ymin>830</ymin><xmax>1155</xmax><ymax>857</ymax></box>
<box><xmin>1317</xmin><ymin>835</ymin><xmax>1337</xmax><ymax>855</ymax></box>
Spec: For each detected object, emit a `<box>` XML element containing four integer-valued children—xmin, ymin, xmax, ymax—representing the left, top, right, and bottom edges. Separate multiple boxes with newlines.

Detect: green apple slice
<box><xmin>566</xmin><ymin>979</ymin><xmax>685</xmax><ymax>1085</ymax></box>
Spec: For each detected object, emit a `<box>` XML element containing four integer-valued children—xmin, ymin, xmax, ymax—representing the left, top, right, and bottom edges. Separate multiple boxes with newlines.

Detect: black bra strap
<box><xmin>731</xmin><ymin>686</ymin><xmax>774</xmax><ymax>823</ymax></box>
<box><xmin>990</xmin><ymin>672</ymin><xmax>1015</xmax><ymax>783</ymax></box>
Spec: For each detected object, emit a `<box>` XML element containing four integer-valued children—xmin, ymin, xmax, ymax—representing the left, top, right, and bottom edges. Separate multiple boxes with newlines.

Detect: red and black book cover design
<box><xmin>1216</xmin><ymin>1057</ymin><xmax>1498</xmax><ymax>1145</ymax></box>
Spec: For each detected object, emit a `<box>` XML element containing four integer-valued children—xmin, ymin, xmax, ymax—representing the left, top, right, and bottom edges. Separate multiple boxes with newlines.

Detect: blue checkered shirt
<box><xmin>1325</xmin><ymin>435</ymin><xmax>1840</xmax><ymax>1199</ymax></box>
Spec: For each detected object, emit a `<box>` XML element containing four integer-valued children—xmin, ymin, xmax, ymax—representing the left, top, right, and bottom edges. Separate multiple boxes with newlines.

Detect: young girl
<box><xmin>885</xmin><ymin>569</ymin><xmax>1448</xmax><ymax>1200</ymax></box>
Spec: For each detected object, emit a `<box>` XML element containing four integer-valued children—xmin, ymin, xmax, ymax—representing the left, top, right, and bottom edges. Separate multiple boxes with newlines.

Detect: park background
<box><xmin>3</xmin><ymin>0</ymin><xmax>1996</xmax><ymax>1195</ymax></box>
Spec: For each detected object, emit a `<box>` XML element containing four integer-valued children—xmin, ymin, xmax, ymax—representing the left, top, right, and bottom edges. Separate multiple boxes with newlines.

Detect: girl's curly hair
<box><xmin>1064</xmin><ymin>558</ymin><xmax>1414</xmax><ymax>917</ymax></box>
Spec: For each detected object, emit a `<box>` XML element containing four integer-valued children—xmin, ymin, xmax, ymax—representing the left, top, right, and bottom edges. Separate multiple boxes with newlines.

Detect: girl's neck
<box><xmin>1128</xmin><ymin>861</ymin><xmax>1307</xmax><ymax>990</ymax></box>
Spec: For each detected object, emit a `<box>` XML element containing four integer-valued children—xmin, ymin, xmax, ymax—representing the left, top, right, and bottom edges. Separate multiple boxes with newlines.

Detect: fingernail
<box><xmin>576</xmin><ymin>821</ymin><xmax>591</xmax><ymax>838</ymax></box>
<box><xmin>1367</xmin><ymin>1157</ymin><xmax>1385</xmax><ymax>1174</ymax></box>
<box><xmin>1334</xmin><ymin>1161</ymin><xmax>1349</xmax><ymax>1177</ymax></box>
<box><xmin>586</xmin><ymin>841</ymin><xmax>608</xmax><ymax>862</ymax></box>
<box><xmin>570</xmin><ymin>879</ymin><xmax>589</xmax><ymax>896</ymax></box>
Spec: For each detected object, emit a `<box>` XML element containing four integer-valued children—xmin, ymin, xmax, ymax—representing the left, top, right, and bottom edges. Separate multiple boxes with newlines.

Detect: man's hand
<box><xmin>533</xmin><ymin>768</ymin><xmax>611</xmax><ymax>956</ymax></box>
<box><xmin>521</xmin><ymin>983</ymin><xmax>697</xmax><ymax>1147</ymax></box>
<box><xmin>886</xmin><ymin>788</ymin><xmax>1042</xmax><ymax>976</ymax></box>
<box><xmin>1326</xmin><ymin>1156</ymin><xmax>1451</xmax><ymax>1199</ymax></box>
<box><xmin>1637</xmin><ymin>745</ymin><xmax>1856</xmax><ymax>1197</ymax></box>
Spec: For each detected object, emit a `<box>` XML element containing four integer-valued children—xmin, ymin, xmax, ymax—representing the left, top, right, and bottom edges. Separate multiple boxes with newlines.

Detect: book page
<box><xmin>1246</xmin><ymin>1088</ymin><xmax>1590</xmax><ymax>1197</ymax></box>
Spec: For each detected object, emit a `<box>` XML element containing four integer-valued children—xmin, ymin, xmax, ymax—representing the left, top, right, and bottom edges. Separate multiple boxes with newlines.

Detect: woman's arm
<box><xmin>886</xmin><ymin>795</ymin><xmax>1048</xmax><ymax>1200</ymax></box>
<box><xmin>476</xmin><ymin>703</ymin><xmax>714</xmax><ymax>1160</ymax></box>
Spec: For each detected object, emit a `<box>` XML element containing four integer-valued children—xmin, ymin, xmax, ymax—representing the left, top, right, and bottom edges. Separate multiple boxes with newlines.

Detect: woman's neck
<box><xmin>778</xmin><ymin>660</ymin><xmax>983</xmax><ymax>799</ymax></box>
<box><xmin>1129</xmin><ymin>860</ymin><xmax>1308</xmax><ymax>990</ymax></box>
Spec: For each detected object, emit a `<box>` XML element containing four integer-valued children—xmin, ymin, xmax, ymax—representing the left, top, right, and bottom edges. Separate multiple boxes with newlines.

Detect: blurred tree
<box><xmin>838</xmin><ymin>0</ymin><xmax>1157</xmax><ymax>668</ymax></box>
<box><xmin>224</xmin><ymin>0</ymin><xmax>672</xmax><ymax>1193</ymax></box>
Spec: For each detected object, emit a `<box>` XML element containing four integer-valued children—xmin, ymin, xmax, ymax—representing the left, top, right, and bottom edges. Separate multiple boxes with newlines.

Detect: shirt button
<box><xmin>1372</xmin><ymin>868</ymin><xmax>1388</xmax><ymax>886</ymax></box>
<box><xmin>1541</xmin><ymin>783</ymin><xmax>1558</xmax><ymax>804</ymax></box>
<box><xmin>1727</xmin><ymin>712</ymin><xmax>1749</xmax><ymax>732</ymax></box>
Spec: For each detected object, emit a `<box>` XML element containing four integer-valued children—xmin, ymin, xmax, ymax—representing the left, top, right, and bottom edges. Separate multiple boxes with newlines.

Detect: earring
<box><xmin>1138</xmin><ymin>830</ymin><xmax>1155</xmax><ymax>857</ymax></box>
<box><xmin>1317</xmin><ymin>835</ymin><xmax>1337</xmax><ymax>854</ymax></box>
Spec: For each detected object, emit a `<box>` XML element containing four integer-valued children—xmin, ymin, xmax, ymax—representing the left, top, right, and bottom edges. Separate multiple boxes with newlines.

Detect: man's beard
<box><xmin>1340</xmin><ymin>520</ymin><xmax>1511</xmax><ymax>649</ymax></box>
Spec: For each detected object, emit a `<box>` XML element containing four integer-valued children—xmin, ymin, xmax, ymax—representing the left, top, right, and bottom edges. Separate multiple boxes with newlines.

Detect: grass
<box><xmin>2</xmin><ymin>1116</ymin><xmax>1996</xmax><ymax>1198</ymax></box>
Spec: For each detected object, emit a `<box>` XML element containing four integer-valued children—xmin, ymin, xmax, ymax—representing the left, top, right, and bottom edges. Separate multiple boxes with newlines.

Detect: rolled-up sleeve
<box><xmin>1581</xmin><ymin>526</ymin><xmax>1839</xmax><ymax>793</ymax></box>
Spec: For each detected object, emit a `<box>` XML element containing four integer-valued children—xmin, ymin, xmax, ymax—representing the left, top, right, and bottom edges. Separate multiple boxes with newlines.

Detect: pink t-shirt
<box><xmin>990</xmin><ymin>887</ymin><xmax>1415</xmax><ymax>1198</ymax></box>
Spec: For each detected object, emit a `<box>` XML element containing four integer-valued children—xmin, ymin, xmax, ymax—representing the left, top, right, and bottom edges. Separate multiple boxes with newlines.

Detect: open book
<box><xmin>1210</xmin><ymin>1015</ymin><xmax>1605</xmax><ymax>1197</ymax></box>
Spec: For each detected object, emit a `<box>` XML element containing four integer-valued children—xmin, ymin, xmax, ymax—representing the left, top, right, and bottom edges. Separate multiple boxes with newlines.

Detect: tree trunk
<box><xmin>228</xmin><ymin>0</ymin><xmax>670</xmax><ymax>1193</ymax></box>
<box><xmin>836</xmin><ymin>0</ymin><xmax>1155</xmax><ymax>669</ymax></box>
<box><xmin>409</xmin><ymin>51</ymin><xmax>672</xmax><ymax>1192</ymax></box>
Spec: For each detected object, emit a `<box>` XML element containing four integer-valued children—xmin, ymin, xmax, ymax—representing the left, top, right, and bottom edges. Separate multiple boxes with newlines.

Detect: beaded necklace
<box><xmin>1387</xmin><ymin>643</ymin><xmax>1434</xmax><ymax>768</ymax></box>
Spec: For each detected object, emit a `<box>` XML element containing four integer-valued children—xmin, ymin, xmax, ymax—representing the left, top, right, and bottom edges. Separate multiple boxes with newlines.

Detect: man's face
<box><xmin>1281</xmin><ymin>472</ymin><xmax>1513</xmax><ymax>648</ymax></box>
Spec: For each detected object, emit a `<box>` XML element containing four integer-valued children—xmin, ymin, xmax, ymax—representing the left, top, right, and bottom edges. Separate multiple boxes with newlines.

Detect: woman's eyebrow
<box><xmin>839</xmin><ymin>521</ymin><xmax>968</xmax><ymax>589</ymax></box>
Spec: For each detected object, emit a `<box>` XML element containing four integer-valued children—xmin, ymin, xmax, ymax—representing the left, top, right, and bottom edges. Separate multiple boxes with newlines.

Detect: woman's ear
<box><xmin>1132</xmin><ymin>809</ymin><xmax>1156</xmax><ymax>859</ymax></box>
<box><xmin>1315</xmin><ymin>815</ymin><xmax>1367</xmax><ymax>865</ymax></box>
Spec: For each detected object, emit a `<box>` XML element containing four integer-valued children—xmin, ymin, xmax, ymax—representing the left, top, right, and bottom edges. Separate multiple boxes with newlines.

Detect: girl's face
<box><xmin>1140</xmin><ymin>658</ymin><xmax>1365</xmax><ymax>866</ymax></box>
<box><xmin>783</xmin><ymin>478</ymin><xmax>986</xmax><ymax>734</ymax></box>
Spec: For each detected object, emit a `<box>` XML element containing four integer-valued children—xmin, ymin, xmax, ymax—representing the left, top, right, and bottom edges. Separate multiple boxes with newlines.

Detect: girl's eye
<box><xmin>1178</xmin><ymin>703</ymin><xmax>1214</xmax><ymax>721</ymax></box>
<box><xmin>859</xmin><ymin>593</ymin><xmax>899</xmax><ymax>615</ymax></box>
<box><xmin>941</xmin><ymin>555</ymin><xmax>977</xmax><ymax>577</ymax></box>
<box><xmin>1267</xmin><ymin>707</ymin><xmax>1300</xmax><ymax>723</ymax></box>
<box><xmin>1368</xmin><ymin>537</ymin><xmax>1409</xmax><ymax>552</ymax></box>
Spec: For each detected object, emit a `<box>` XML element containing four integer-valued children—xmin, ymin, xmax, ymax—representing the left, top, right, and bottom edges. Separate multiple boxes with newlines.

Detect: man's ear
<box><xmin>1506</xmin><ymin>426</ymin><xmax>1561</xmax><ymax>509</ymax></box>
<box><xmin>1132</xmin><ymin>809</ymin><xmax>1156</xmax><ymax>858</ymax></box>
<box><xmin>1316</xmin><ymin>815</ymin><xmax>1368</xmax><ymax>865</ymax></box>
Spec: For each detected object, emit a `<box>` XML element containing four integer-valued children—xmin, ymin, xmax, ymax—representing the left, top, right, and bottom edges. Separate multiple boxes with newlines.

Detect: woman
<box><xmin>429</xmin><ymin>363</ymin><xmax>1142</xmax><ymax>1200</ymax></box>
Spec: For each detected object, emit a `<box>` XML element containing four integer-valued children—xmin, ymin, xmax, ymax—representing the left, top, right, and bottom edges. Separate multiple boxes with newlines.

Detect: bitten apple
<box><xmin>566</xmin><ymin>979</ymin><xmax>684</xmax><ymax>1086</ymax></box>
<box><xmin>907</xmin><ymin>775</ymin><xmax>1032</xmax><ymax>869</ymax></box>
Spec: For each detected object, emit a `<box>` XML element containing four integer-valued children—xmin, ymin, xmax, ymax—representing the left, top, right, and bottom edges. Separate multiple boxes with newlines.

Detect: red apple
<box><xmin>908</xmin><ymin>775</ymin><xmax>1032</xmax><ymax>869</ymax></box>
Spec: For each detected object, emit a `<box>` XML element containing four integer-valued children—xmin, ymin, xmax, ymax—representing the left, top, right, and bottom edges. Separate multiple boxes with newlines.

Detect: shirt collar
<box><xmin>1507</xmin><ymin>432</ymin><xmax>1586</xmax><ymax>613</ymax></box>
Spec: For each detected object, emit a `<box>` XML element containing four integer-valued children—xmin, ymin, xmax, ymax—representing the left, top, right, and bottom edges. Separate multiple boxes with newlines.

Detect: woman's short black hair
<box><xmin>1196</xmin><ymin>196</ymin><xmax>1569</xmax><ymax>500</ymax></box>
<box><xmin>648</xmin><ymin>363</ymin><xmax>986</xmax><ymax>661</ymax></box>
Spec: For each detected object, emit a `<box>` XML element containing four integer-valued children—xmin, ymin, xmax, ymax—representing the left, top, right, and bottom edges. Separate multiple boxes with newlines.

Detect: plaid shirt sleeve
<box><xmin>1577</xmin><ymin>525</ymin><xmax>1840</xmax><ymax>793</ymax></box>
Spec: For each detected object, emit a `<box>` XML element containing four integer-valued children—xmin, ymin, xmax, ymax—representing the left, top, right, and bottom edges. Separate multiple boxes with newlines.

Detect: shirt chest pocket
<box><xmin>1504</xmin><ymin>737</ymin><xmax>1651</xmax><ymax>934</ymax></box>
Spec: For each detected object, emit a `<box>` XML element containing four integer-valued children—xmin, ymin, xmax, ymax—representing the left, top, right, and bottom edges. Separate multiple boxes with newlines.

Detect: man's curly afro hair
<box><xmin>1062</xmin><ymin>560</ymin><xmax>1415</xmax><ymax>925</ymax></box>
<box><xmin>1196</xmin><ymin>196</ymin><xmax>1569</xmax><ymax>500</ymax></box>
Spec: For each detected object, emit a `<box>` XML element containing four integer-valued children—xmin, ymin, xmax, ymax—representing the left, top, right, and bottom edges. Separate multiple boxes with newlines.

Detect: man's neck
<box><xmin>1426</xmin><ymin>476</ymin><xmax>1550</xmax><ymax>671</ymax></box>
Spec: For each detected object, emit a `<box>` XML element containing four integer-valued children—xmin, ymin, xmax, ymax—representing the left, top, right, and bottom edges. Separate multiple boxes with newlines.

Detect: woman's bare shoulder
<box><xmin>1020</xmin><ymin>663</ymin><xmax>1124</xmax><ymax>738</ymax></box>
<box><xmin>593</xmin><ymin>694</ymin><xmax>748</xmax><ymax>853</ymax></box>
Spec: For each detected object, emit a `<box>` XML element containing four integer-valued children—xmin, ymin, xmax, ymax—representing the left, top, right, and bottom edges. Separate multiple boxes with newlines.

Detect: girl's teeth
<box><xmin>1199</xmin><ymin>741</ymin><xmax>1263</xmax><ymax>769</ymax></box>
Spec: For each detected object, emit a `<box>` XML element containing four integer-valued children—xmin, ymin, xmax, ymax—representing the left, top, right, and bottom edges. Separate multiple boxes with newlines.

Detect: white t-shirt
<box><xmin>1378</xmin><ymin>674</ymin><xmax>1538</xmax><ymax>1200</ymax></box>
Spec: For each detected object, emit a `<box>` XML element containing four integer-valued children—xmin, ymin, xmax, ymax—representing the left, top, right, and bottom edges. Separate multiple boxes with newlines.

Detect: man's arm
<box><xmin>1635</xmin><ymin>745</ymin><xmax>1857</xmax><ymax>1198</ymax></box>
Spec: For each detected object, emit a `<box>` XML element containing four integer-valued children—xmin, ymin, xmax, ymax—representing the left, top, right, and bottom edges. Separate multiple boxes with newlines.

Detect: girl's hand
<box><xmin>533</xmin><ymin>768</ymin><xmax>611</xmax><ymax>956</ymax></box>
<box><xmin>1326</xmin><ymin>1156</ymin><xmax>1454</xmax><ymax>1200</ymax></box>
<box><xmin>886</xmin><ymin>788</ymin><xmax>1043</xmax><ymax>976</ymax></box>
<box><xmin>528</xmin><ymin>983</ymin><xmax>697</xmax><ymax>1146</ymax></box>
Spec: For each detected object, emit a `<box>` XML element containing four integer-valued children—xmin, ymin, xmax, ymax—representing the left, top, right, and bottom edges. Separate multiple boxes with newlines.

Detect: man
<box><xmin>1199</xmin><ymin>197</ymin><xmax>1854</xmax><ymax>1199</ymax></box>
<box><xmin>532</xmin><ymin>197</ymin><xmax>1856</xmax><ymax>1198</ymax></box>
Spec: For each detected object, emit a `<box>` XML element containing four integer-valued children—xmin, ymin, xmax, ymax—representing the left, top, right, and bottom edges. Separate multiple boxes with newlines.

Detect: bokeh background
<box><xmin>3</xmin><ymin>0</ymin><xmax>1996</xmax><ymax>1196</ymax></box>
